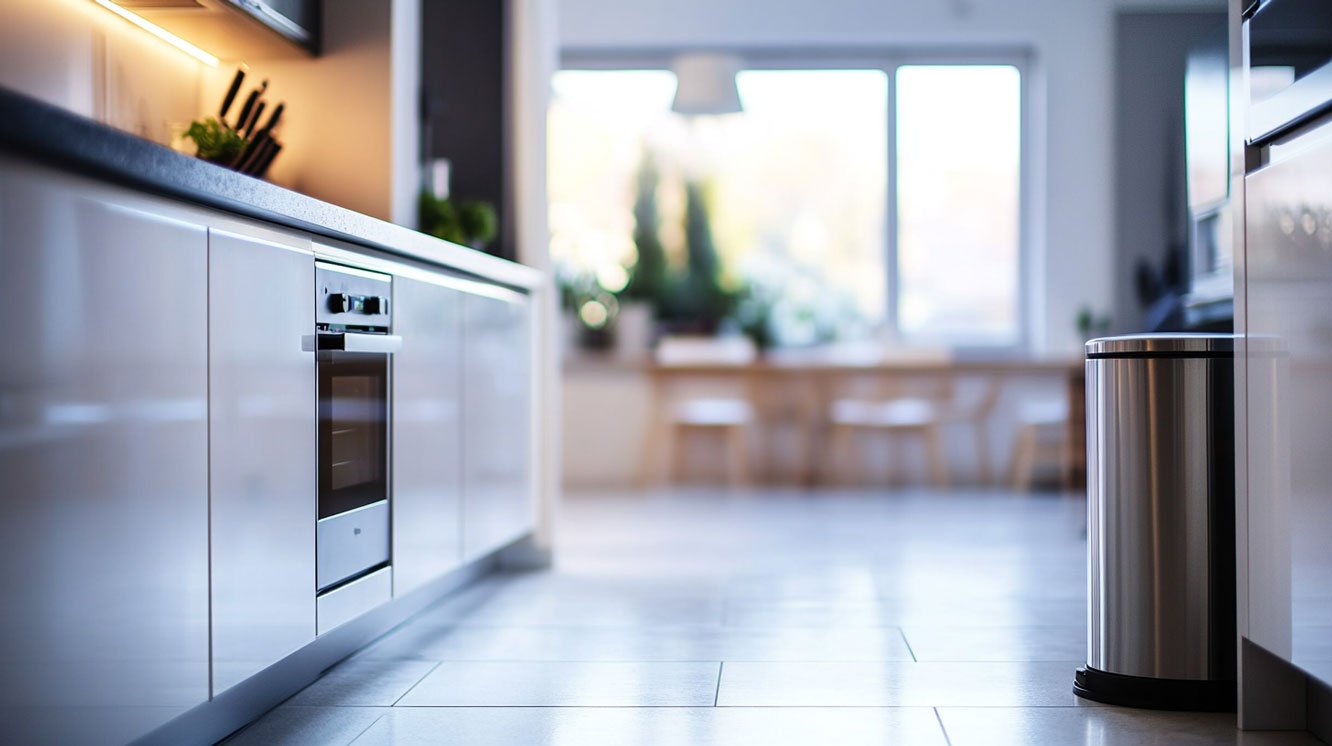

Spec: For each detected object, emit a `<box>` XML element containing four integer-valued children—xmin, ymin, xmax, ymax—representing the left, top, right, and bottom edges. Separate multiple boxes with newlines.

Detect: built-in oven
<box><xmin>1245</xmin><ymin>0</ymin><xmax>1332</xmax><ymax>143</ymax></box>
<box><xmin>311</xmin><ymin>261</ymin><xmax>400</xmax><ymax>593</ymax></box>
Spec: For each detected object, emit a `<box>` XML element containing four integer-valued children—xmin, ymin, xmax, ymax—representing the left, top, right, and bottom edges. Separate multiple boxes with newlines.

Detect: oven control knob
<box><xmin>328</xmin><ymin>293</ymin><xmax>350</xmax><ymax>313</ymax></box>
<box><xmin>364</xmin><ymin>296</ymin><xmax>389</xmax><ymax>315</ymax></box>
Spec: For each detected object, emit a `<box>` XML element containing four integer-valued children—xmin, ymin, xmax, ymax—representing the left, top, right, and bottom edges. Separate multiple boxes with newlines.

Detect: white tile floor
<box><xmin>222</xmin><ymin>489</ymin><xmax>1322</xmax><ymax>745</ymax></box>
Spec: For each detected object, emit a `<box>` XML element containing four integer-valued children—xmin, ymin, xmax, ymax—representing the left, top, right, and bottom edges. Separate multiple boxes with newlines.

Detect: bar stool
<box><xmin>640</xmin><ymin>336</ymin><xmax>757</xmax><ymax>487</ymax></box>
<box><xmin>822</xmin><ymin>372</ymin><xmax>954</xmax><ymax>487</ymax></box>
<box><xmin>656</xmin><ymin>397</ymin><xmax>753</xmax><ymax>485</ymax></box>
<box><xmin>1009</xmin><ymin>398</ymin><xmax>1070</xmax><ymax>491</ymax></box>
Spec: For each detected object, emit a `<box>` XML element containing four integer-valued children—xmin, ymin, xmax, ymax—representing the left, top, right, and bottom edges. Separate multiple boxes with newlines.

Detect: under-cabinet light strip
<box><xmin>91</xmin><ymin>0</ymin><xmax>220</xmax><ymax>67</ymax></box>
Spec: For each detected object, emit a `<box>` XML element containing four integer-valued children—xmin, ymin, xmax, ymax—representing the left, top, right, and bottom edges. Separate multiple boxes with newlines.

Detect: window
<box><xmin>894</xmin><ymin>65</ymin><xmax>1022</xmax><ymax>345</ymax></box>
<box><xmin>548</xmin><ymin>60</ymin><xmax>1024</xmax><ymax>348</ymax></box>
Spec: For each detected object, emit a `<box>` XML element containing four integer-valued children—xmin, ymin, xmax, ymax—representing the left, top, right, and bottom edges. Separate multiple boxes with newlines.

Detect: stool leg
<box><xmin>926</xmin><ymin>426</ymin><xmax>950</xmax><ymax>489</ymax></box>
<box><xmin>639</xmin><ymin>415</ymin><xmax>667</xmax><ymax>488</ymax></box>
<box><xmin>827</xmin><ymin>424</ymin><xmax>856</xmax><ymax>486</ymax></box>
<box><xmin>727</xmin><ymin>425</ymin><xmax>751</xmax><ymax>487</ymax></box>
<box><xmin>666</xmin><ymin>425</ymin><xmax>683</xmax><ymax>485</ymax></box>
<box><xmin>886</xmin><ymin>433</ymin><xmax>902</xmax><ymax>488</ymax></box>
<box><xmin>975</xmin><ymin>423</ymin><xmax>993</xmax><ymax>486</ymax></box>
<box><xmin>1011</xmin><ymin>425</ymin><xmax>1037</xmax><ymax>492</ymax></box>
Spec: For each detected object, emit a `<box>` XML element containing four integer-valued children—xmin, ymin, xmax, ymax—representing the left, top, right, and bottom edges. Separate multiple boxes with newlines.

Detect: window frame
<box><xmin>558</xmin><ymin>48</ymin><xmax>1034</xmax><ymax>354</ymax></box>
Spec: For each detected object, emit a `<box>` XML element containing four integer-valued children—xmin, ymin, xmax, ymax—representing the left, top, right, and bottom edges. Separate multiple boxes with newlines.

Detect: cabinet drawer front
<box><xmin>318</xmin><ymin>501</ymin><xmax>391</xmax><ymax>590</ymax></box>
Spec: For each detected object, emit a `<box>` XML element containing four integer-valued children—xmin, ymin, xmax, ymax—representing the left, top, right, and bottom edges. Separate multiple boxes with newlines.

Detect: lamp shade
<box><xmin>670</xmin><ymin>53</ymin><xmax>743</xmax><ymax>115</ymax></box>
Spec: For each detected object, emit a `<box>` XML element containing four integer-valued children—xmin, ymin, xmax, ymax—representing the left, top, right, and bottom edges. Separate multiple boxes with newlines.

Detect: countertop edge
<box><xmin>0</xmin><ymin>87</ymin><xmax>544</xmax><ymax>292</ymax></box>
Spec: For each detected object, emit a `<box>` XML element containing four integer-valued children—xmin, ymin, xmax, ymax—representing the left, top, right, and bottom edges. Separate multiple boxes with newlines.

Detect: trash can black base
<box><xmin>1073</xmin><ymin>666</ymin><xmax>1236</xmax><ymax>711</ymax></box>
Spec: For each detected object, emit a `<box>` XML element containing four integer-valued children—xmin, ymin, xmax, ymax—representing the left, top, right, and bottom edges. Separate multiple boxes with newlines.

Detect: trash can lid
<box><xmin>1086</xmin><ymin>333</ymin><xmax>1236</xmax><ymax>358</ymax></box>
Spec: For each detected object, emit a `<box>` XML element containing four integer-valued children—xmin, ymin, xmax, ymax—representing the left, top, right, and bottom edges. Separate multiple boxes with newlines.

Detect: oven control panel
<box><xmin>316</xmin><ymin>262</ymin><xmax>392</xmax><ymax>330</ymax></box>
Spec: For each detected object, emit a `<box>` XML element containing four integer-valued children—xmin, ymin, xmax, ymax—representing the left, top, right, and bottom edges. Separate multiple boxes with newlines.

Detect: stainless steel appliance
<box><xmin>1245</xmin><ymin>0</ymin><xmax>1332</xmax><ymax>142</ymax></box>
<box><xmin>313</xmin><ymin>261</ymin><xmax>400</xmax><ymax>593</ymax></box>
<box><xmin>1076</xmin><ymin>334</ymin><xmax>1236</xmax><ymax>711</ymax></box>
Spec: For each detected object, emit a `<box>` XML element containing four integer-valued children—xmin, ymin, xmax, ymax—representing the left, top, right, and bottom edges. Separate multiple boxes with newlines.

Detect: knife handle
<box><xmin>219</xmin><ymin>68</ymin><xmax>245</xmax><ymax>120</ymax></box>
<box><xmin>233</xmin><ymin>89</ymin><xmax>259</xmax><ymax>132</ymax></box>
<box><xmin>243</xmin><ymin>101</ymin><xmax>266</xmax><ymax>138</ymax></box>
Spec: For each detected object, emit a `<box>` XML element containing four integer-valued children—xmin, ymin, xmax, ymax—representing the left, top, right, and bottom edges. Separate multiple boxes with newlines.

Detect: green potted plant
<box><xmin>419</xmin><ymin>191</ymin><xmax>499</xmax><ymax>251</ymax></box>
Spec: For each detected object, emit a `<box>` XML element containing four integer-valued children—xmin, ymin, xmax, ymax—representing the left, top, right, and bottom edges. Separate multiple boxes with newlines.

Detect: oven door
<box><xmin>315</xmin><ymin>333</ymin><xmax>400</xmax><ymax>591</ymax></box>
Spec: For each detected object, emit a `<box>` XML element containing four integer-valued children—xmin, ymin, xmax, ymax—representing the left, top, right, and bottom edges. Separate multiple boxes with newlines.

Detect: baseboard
<box><xmin>1240</xmin><ymin>635</ymin><xmax>1332</xmax><ymax>743</ymax></box>
<box><xmin>132</xmin><ymin>535</ymin><xmax>531</xmax><ymax>746</ymax></box>
<box><xmin>1308</xmin><ymin>676</ymin><xmax>1332</xmax><ymax>744</ymax></box>
<box><xmin>497</xmin><ymin>533</ymin><xmax>554</xmax><ymax>570</ymax></box>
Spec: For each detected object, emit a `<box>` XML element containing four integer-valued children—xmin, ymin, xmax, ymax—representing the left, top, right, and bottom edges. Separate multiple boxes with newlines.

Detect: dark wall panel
<box><xmin>421</xmin><ymin>0</ymin><xmax>509</xmax><ymax>259</ymax></box>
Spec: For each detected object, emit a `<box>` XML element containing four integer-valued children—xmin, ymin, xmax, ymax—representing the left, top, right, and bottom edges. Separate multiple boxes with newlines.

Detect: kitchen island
<box><xmin>0</xmin><ymin>87</ymin><xmax>543</xmax><ymax>746</ymax></box>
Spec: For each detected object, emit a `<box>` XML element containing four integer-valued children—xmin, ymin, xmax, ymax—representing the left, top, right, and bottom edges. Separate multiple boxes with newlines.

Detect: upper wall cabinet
<box><xmin>0</xmin><ymin>157</ymin><xmax>211</xmax><ymax>744</ymax></box>
<box><xmin>209</xmin><ymin>227</ymin><xmax>317</xmax><ymax>694</ymax></box>
<box><xmin>461</xmin><ymin>288</ymin><xmax>534</xmax><ymax>561</ymax></box>
<box><xmin>392</xmin><ymin>274</ymin><xmax>465</xmax><ymax>596</ymax></box>
<box><xmin>226</xmin><ymin>0</ymin><xmax>319</xmax><ymax>52</ymax></box>
<box><xmin>117</xmin><ymin>0</ymin><xmax>320</xmax><ymax>59</ymax></box>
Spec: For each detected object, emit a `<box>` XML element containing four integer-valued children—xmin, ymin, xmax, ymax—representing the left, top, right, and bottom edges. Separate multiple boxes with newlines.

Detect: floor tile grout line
<box><xmin>344</xmin><ymin>711</ymin><xmax>388</xmax><ymax>746</ymax></box>
<box><xmin>389</xmin><ymin>660</ymin><xmax>444</xmax><ymax>707</ymax></box>
<box><xmin>296</xmin><ymin>703</ymin><xmax>1107</xmax><ymax>709</ymax></box>
<box><xmin>286</xmin><ymin>703</ymin><xmax>1104</xmax><ymax>709</ymax></box>
<box><xmin>933</xmin><ymin>707</ymin><xmax>953</xmax><ymax>746</ymax></box>
<box><xmin>713</xmin><ymin>661</ymin><xmax>724</xmax><ymax>707</ymax></box>
<box><xmin>898</xmin><ymin>628</ymin><xmax>918</xmax><ymax>662</ymax></box>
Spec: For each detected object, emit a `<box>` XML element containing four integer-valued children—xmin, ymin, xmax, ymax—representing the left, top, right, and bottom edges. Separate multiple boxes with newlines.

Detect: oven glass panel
<box><xmin>319</xmin><ymin>352</ymin><xmax>388</xmax><ymax>519</ymax></box>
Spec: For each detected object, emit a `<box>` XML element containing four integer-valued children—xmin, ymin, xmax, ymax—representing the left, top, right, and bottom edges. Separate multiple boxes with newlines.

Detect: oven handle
<box><xmin>302</xmin><ymin>333</ymin><xmax>403</xmax><ymax>353</ymax></box>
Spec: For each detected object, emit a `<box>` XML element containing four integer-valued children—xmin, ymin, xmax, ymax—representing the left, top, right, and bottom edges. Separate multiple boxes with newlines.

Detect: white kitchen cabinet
<box><xmin>461</xmin><ymin>287</ymin><xmax>534</xmax><ymax>561</ymax></box>
<box><xmin>208</xmin><ymin>227</ymin><xmax>317</xmax><ymax>693</ymax></box>
<box><xmin>0</xmin><ymin>158</ymin><xmax>211</xmax><ymax>744</ymax></box>
<box><xmin>392</xmin><ymin>274</ymin><xmax>465</xmax><ymax>595</ymax></box>
<box><xmin>1244</xmin><ymin>129</ymin><xmax>1332</xmax><ymax>687</ymax></box>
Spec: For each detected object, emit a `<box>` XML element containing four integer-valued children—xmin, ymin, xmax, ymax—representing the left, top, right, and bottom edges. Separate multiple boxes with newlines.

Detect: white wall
<box><xmin>0</xmin><ymin>0</ymin><xmax>204</xmax><ymax>147</ymax></box>
<box><xmin>390</xmin><ymin>0</ymin><xmax>423</xmax><ymax>227</ymax></box>
<box><xmin>508</xmin><ymin>0</ymin><xmax>562</xmax><ymax>560</ymax></box>
<box><xmin>245</xmin><ymin>0</ymin><xmax>421</xmax><ymax>223</ymax></box>
<box><xmin>557</xmin><ymin>0</ymin><xmax>1122</xmax><ymax>355</ymax></box>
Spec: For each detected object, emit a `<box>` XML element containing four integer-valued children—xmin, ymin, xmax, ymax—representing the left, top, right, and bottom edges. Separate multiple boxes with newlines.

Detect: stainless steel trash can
<box><xmin>1074</xmin><ymin>334</ymin><xmax>1236</xmax><ymax>711</ymax></box>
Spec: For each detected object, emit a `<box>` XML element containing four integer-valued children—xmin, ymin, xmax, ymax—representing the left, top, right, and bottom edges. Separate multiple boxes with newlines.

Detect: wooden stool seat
<box><xmin>825</xmin><ymin>397</ymin><xmax>949</xmax><ymax>487</ymax></box>
<box><xmin>829</xmin><ymin>397</ymin><xmax>939</xmax><ymax>428</ymax></box>
<box><xmin>673</xmin><ymin>398</ymin><xmax>754</xmax><ymax>426</ymax></box>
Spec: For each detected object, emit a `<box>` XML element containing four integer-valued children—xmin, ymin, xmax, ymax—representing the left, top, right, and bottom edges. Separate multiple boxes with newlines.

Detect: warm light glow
<box><xmin>596</xmin><ymin>264</ymin><xmax>630</xmax><ymax>293</ymax></box>
<box><xmin>578</xmin><ymin>300</ymin><xmax>610</xmax><ymax>329</ymax></box>
<box><xmin>92</xmin><ymin>0</ymin><xmax>220</xmax><ymax>67</ymax></box>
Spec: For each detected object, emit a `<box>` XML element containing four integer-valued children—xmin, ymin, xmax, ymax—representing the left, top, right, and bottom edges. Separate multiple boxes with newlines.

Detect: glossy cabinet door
<box><xmin>1245</xmin><ymin>128</ymin><xmax>1332</xmax><ymax>686</ymax></box>
<box><xmin>208</xmin><ymin>228</ymin><xmax>317</xmax><ymax>694</ymax></box>
<box><xmin>461</xmin><ymin>288</ymin><xmax>534</xmax><ymax>561</ymax></box>
<box><xmin>0</xmin><ymin>160</ymin><xmax>210</xmax><ymax>744</ymax></box>
<box><xmin>392</xmin><ymin>275</ymin><xmax>464</xmax><ymax>596</ymax></box>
